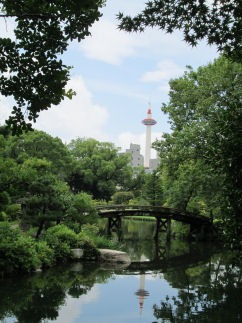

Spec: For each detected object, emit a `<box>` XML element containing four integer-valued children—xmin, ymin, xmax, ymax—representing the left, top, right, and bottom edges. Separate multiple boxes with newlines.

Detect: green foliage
<box><xmin>5</xmin><ymin>204</ymin><xmax>21</xmax><ymax>220</ymax></box>
<box><xmin>0</xmin><ymin>0</ymin><xmax>105</xmax><ymax>134</ymax></box>
<box><xmin>35</xmin><ymin>241</ymin><xmax>54</xmax><ymax>268</ymax></box>
<box><xmin>67</xmin><ymin>138</ymin><xmax>132</xmax><ymax>201</ymax></box>
<box><xmin>0</xmin><ymin>211</ymin><xmax>7</xmax><ymax>221</ymax></box>
<box><xmin>112</xmin><ymin>191</ymin><xmax>134</xmax><ymax>204</ymax></box>
<box><xmin>76</xmin><ymin>232</ymin><xmax>100</xmax><ymax>260</ymax></box>
<box><xmin>3</xmin><ymin>130</ymin><xmax>73</xmax><ymax>178</ymax></box>
<box><xmin>118</xmin><ymin>0</ymin><xmax>241</xmax><ymax>62</ymax></box>
<box><xmin>172</xmin><ymin>222</ymin><xmax>190</xmax><ymax>239</ymax></box>
<box><xmin>124</xmin><ymin>167</ymin><xmax>146</xmax><ymax>198</ymax></box>
<box><xmin>45</xmin><ymin>224</ymin><xmax>78</xmax><ymax>248</ymax></box>
<box><xmin>23</xmin><ymin>173</ymin><xmax>69</xmax><ymax>237</ymax></box>
<box><xmin>79</xmin><ymin>223</ymin><xmax>121</xmax><ymax>251</ymax></box>
<box><xmin>64</xmin><ymin>192</ymin><xmax>98</xmax><ymax>231</ymax></box>
<box><xmin>44</xmin><ymin>225</ymin><xmax>77</xmax><ymax>261</ymax></box>
<box><xmin>81</xmin><ymin>223</ymin><xmax>99</xmax><ymax>237</ymax></box>
<box><xmin>153</xmin><ymin>56</ymin><xmax>242</xmax><ymax>247</ymax></box>
<box><xmin>0</xmin><ymin>191</ymin><xmax>10</xmax><ymax>210</ymax></box>
<box><xmin>143</xmin><ymin>171</ymin><xmax>163</xmax><ymax>206</ymax></box>
<box><xmin>0</xmin><ymin>222</ymin><xmax>40</xmax><ymax>272</ymax></box>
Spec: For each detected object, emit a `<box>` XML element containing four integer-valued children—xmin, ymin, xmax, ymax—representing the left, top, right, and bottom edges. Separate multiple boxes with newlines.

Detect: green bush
<box><xmin>45</xmin><ymin>224</ymin><xmax>78</xmax><ymax>247</ymax></box>
<box><xmin>90</xmin><ymin>235</ymin><xmax>121</xmax><ymax>250</ymax></box>
<box><xmin>5</xmin><ymin>204</ymin><xmax>21</xmax><ymax>221</ymax></box>
<box><xmin>35</xmin><ymin>241</ymin><xmax>54</xmax><ymax>268</ymax></box>
<box><xmin>77</xmin><ymin>232</ymin><xmax>99</xmax><ymax>260</ymax></box>
<box><xmin>81</xmin><ymin>223</ymin><xmax>99</xmax><ymax>237</ymax></box>
<box><xmin>0</xmin><ymin>191</ymin><xmax>10</xmax><ymax>211</ymax></box>
<box><xmin>44</xmin><ymin>225</ymin><xmax>78</xmax><ymax>262</ymax></box>
<box><xmin>0</xmin><ymin>222</ymin><xmax>40</xmax><ymax>273</ymax></box>
<box><xmin>0</xmin><ymin>211</ymin><xmax>7</xmax><ymax>221</ymax></box>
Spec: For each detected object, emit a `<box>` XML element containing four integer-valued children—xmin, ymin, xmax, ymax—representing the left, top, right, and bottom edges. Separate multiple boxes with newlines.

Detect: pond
<box><xmin>1</xmin><ymin>219</ymin><xmax>241</xmax><ymax>323</ymax></box>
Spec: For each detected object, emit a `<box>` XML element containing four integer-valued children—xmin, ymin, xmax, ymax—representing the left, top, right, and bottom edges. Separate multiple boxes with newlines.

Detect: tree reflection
<box><xmin>0</xmin><ymin>263</ymin><xmax>113</xmax><ymax>323</ymax></box>
<box><xmin>153</xmin><ymin>253</ymin><xmax>242</xmax><ymax>322</ymax></box>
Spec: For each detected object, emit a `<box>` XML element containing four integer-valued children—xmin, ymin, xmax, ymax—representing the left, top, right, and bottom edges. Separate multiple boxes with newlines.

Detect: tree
<box><xmin>143</xmin><ymin>170</ymin><xmax>163</xmax><ymax>206</ymax></box>
<box><xmin>67</xmin><ymin>138</ymin><xmax>132</xmax><ymax>201</ymax></box>
<box><xmin>118</xmin><ymin>0</ymin><xmax>241</xmax><ymax>61</ymax></box>
<box><xmin>123</xmin><ymin>166</ymin><xmax>146</xmax><ymax>198</ymax></box>
<box><xmin>154</xmin><ymin>56</ymin><xmax>242</xmax><ymax>246</ymax></box>
<box><xmin>0</xmin><ymin>0</ymin><xmax>105</xmax><ymax>134</ymax></box>
<box><xmin>112</xmin><ymin>191</ymin><xmax>134</xmax><ymax>204</ymax></box>
<box><xmin>3</xmin><ymin>130</ymin><xmax>72</xmax><ymax>178</ymax></box>
<box><xmin>64</xmin><ymin>192</ymin><xmax>98</xmax><ymax>232</ymax></box>
<box><xmin>19</xmin><ymin>158</ymin><xmax>69</xmax><ymax>237</ymax></box>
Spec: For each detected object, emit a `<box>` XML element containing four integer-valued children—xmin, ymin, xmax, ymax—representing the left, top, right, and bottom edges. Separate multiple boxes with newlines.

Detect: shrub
<box><xmin>44</xmin><ymin>225</ymin><xmax>79</xmax><ymax>262</ymax></box>
<box><xmin>90</xmin><ymin>235</ymin><xmax>121</xmax><ymax>250</ymax></box>
<box><xmin>0</xmin><ymin>222</ymin><xmax>40</xmax><ymax>273</ymax></box>
<box><xmin>5</xmin><ymin>204</ymin><xmax>21</xmax><ymax>221</ymax></box>
<box><xmin>79</xmin><ymin>224</ymin><xmax>121</xmax><ymax>252</ymax></box>
<box><xmin>0</xmin><ymin>211</ymin><xmax>7</xmax><ymax>221</ymax></box>
<box><xmin>81</xmin><ymin>224</ymin><xmax>99</xmax><ymax>237</ymax></box>
<box><xmin>45</xmin><ymin>224</ymin><xmax>78</xmax><ymax>248</ymax></box>
<box><xmin>35</xmin><ymin>241</ymin><xmax>54</xmax><ymax>268</ymax></box>
<box><xmin>0</xmin><ymin>191</ymin><xmax>10</xmax><ymax>211</ymax></box>
<box><xmin>66</xmin><ymin>192</ymin><xmax>98</xmax><ymax>227</ymax></box>
<box><xmin>77</xmin><ymin>232</ymin><xmax>99</xmax><ymax>260</ymax></box>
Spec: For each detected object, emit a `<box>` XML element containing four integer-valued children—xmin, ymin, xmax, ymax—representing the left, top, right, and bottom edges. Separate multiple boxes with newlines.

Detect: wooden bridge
<box><xmin>96</xmin><ymin>205</ymin><xmax>215</xmax><ymax>240</ymax></box>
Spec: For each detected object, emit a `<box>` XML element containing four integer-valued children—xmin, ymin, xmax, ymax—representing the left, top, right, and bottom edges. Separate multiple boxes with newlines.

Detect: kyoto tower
<box><xmin>142</xmin><ymin>106</ymin><xmax>157</xmax><ymax>169</ymax></box>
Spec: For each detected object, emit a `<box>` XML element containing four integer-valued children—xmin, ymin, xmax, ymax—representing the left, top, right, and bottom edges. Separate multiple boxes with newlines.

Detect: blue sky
<box><xmin>0</xmin><ymin>0</ymin><xmax>218</xmax><ymax>157</ymax></box>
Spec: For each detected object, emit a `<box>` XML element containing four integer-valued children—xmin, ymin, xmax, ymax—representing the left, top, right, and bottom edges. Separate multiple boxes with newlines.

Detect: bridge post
<box><xmin>154</xmin><ymin>217</ymin><xmax>171</xmax><ymax>241</ymax></box>
<box><xmin>154</xmin><ymin>240</ymin><xmax>171</xmax><ymax>260</ymax></box>
<box><xmin>166</xmin><ymin>218</ymin><xmax>171</xmax><ymax>242</ymax></box>
<box><xmin>107</xmin><ymin>215</ymin><xmax>122</xmax><ymax>235</ymax></box>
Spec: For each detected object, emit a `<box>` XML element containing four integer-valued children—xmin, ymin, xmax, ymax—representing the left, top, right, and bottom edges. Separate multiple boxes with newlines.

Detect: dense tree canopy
<box><xmin>0</xmin><ymin>0</ymin><xmax>105</xmax><ymax>134</ymax></box>
<box><xmin>67</xmin><ymin>138</ymin><xmax>132</xmax><ymax>201</ymax></box>
<box><xmin>118</xmin><ymin>0</ymin><xmax>242</xmax><ymax>61</ymax></box>
<box><xmin>154</xmin><ymin>56</ymin><xmax>242</xmax><ymax>247</ymax></box>
<box><xmin>3</xmin><ymin>130</ymin><xmax>72</xmax><ymax>178</ymax></box>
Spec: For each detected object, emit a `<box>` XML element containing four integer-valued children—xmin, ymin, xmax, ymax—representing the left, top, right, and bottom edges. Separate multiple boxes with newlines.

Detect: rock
<box><xmin>98</xmin><ymin>249</ymin><xmax>131</xmax><ymax>264</ymax></box>
<box><xmin>71</xmin><ymin>248</ymin><xmax>84</xmax><ymax>259</ymax></box>
<box><xmin>35</xmin><ymin>267</ymin><xmax>42</xmax><ymax>273</ymax></box>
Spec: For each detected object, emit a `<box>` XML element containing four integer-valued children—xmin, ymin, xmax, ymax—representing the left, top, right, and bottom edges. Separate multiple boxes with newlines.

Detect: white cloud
<box><xmin>87</xmin><ymin>79</ymin><xmax>148</xmax><ymax>102</ymax></box>
<box><xmin>0</xmin><ymin>18</ymin><xmax>16</xmax><ymax>40</ymax></box>
<box><xmin>35</xmin><ymin>76</ymin><xmax>109</xmax><ymax>143</ymax></box>
<box><xmin>117</xmin><ymin>131</ymin><xmax>162</xmax><ymax>159</ymax></box>
<box><xmin>159</xmin><ymin>84</ymin><xmax>170</xmax><ymax>92</ymax></box>
<box><xmin>54</xmin><ymin>286</ymin><xmax>99</xmax><ymax>323</ymax></box>
<box><xmin>141</xmin><ymin>60</ymin><xmax>184</xmax><ymax>83</ymax></box>
<box><xmin>0</xmin><ymin>94</ymin><xmax>12</xmax><ymax>125</ymax></box>
<box><xmin>79</xmin><ymin>19</ymin><xmax>145</xmax><ymax>65</ymax></box>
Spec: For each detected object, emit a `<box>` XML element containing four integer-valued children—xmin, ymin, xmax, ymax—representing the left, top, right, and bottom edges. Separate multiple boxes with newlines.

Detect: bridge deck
<box><xmin>97</xmin><ymin>205</ymin><xmax>212</xmax><ymax>226</ymax></box>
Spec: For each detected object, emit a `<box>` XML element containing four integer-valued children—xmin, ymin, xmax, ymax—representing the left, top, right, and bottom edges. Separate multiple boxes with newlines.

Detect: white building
<box><xmin>125</xmin><ymin>143</ymin><xmax>160</xmax><ymax>172</ymax></box>
<box><xmin>126</xmin><ymin>143</ymin><xmax>144</xmax><ymax>168</ymax></box>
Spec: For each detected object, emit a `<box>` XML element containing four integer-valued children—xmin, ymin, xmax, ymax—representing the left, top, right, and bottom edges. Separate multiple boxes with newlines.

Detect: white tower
<box><xmin>142</xmin><ymin>106</ymin><xmax>157</xmax><ymax>168</ymax></box>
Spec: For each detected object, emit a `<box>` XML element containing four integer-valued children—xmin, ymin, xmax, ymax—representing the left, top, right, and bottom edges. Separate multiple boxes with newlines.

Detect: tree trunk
<box><xmin>36</xmin><ymin>220</ymin><xmax>45</xmax><ymax>239</ymax></box>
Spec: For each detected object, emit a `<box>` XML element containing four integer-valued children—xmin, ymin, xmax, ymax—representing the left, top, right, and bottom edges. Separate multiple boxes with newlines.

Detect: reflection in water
<box><xmin>1</xmin><ymin>220</ymin><xmax>241</xmax><ymax>323</ymax></box>
<box><xmin>135</xmin><ymin>256</ymin><xmax>150</xmax><ymax>314</ymax></box>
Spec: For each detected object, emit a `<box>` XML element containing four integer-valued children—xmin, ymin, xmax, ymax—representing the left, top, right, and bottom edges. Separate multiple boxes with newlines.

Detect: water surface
<box><xmin>1</xmin><ymin>220</ymin><xmax>241</xmax><ymax>323</ymax></box>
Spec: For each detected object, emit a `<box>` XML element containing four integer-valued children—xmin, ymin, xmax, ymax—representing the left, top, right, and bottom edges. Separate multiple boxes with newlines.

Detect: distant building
<box><xmin>126</xmin><ymin>143</ymin><xmax>144</xmax><ymax>168</ymax></box>
<box><xmin>125</xmin><ymin>143</ymin><xmax>160</xmax><ymax>171</ymax></box>
<box><xmin>149</xmin><ymin>158</ymin><xmax>160</xmax><ymax>171</ymax></box>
